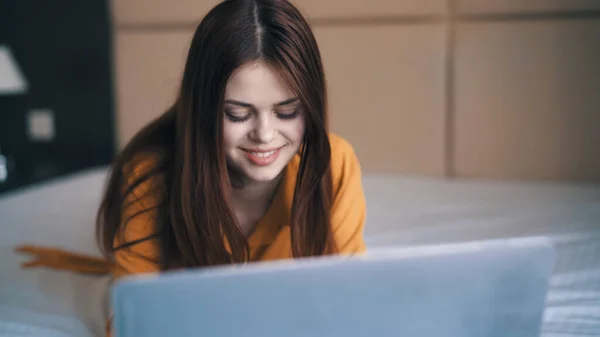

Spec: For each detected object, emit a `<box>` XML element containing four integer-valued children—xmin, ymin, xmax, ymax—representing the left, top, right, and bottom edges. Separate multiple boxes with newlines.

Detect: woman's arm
<box><xmin>107</xmin><ymin>161</ymin><xmax>163</xmax><ymax>336</ymax></box>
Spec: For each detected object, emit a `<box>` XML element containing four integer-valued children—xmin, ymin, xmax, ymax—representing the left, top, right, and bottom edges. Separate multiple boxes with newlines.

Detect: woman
<box><xmin>18</xmin><ymin>0</ymin><xmax>366</xmax><ymax>333</ymax></box>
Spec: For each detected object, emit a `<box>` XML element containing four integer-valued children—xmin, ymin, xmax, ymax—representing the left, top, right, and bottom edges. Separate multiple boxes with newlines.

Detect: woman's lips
<box><xmin>241</xmin><ymin>146</ymin><xmax>284</xmax><ymax>166</ymax></box>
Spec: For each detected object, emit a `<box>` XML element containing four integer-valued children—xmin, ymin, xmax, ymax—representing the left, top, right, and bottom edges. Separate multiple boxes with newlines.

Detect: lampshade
<box><xmin>0</xmin><ymin>45</ymin><xmax>28</xmax><ymax>96</ymax></box>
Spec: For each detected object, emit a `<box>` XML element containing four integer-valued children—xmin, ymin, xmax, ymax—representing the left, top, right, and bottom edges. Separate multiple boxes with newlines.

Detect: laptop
<box><xmin>111</xmin><ymin>237</ymin><xmax>555</xmax><ymax>337</ymax></box>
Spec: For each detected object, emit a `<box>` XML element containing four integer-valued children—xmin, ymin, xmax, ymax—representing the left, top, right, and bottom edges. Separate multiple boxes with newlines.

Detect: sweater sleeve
<box><xmin>113</xmin><ymin>157</ymin><xmax>162</xmax><ymax>278</ymax></box>
<box><xmin>329</xmin><ymin>134</ymin><xmax>367</xmax><ymax>254</ymax></box>
<box><xmin>107</xmin><ymin>159</ymin><xmax>162</xmax><ymax>336</ymax></box>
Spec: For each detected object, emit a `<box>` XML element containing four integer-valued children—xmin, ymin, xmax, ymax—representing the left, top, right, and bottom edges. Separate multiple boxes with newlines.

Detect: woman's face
<box><xmin>223</xmin><ymin>61</ymin><xmax>305</xmax><ymax>184</ymax></box>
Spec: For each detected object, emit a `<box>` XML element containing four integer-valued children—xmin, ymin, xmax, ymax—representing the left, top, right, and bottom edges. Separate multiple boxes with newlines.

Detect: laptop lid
<box><xmin>112</xmin><ymin>237</ymin><xmax>555</xmax><ymax>337</ymax></box>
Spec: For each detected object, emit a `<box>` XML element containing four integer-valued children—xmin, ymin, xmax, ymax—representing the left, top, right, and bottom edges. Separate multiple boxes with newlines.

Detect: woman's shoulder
<box><xmin>120</xmin><ymin>151</ymin><xmax>166</xmax><ymax>221</ymax></box>
<box><xmin>329</xmin><ymin>133</ymin><xmax>357</xmax><ymax>160</ymax></box>
<box><xmin>286</xmin><ymin>133</ymin><xmax>361</xmax><ymax>196</ymax></box>
<box><xmin>123</xmin><ymin>151</ymin><xmax>161</xmax><ymax>180</ymax></box>
<box><xmin>328</xmin><ymin>133</ymin><xmax>362</xmax><ymax>191</ymax></box>
<box><xmin>120</xmin><ymin>150</ymin><xmax>167</xmax><ymax>193</ymax></box>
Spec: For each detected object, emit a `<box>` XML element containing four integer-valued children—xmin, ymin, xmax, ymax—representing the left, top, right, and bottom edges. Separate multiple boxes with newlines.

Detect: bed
<box><xmin>1</xmin><ymin>167</ymin><xmax>599</xmax><ymax>336</ymax></box>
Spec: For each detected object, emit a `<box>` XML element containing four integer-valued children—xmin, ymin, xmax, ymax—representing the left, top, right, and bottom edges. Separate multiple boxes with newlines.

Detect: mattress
<box><xmin>361</xmin><ymin>175</ymin><xmax>600</xmax><ymax>337</ymax></box>
<box><xmin>0</xmin><ymin>168</ymin><xmax>598</xmax><ymax>336</ymax></box>
<box><xmin>0</xmin><ymin>169</ymin><xmax>111</xmax><ymax>337</ymax></box>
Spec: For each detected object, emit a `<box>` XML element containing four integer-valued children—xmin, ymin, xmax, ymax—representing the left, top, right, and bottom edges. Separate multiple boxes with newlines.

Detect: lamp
<box><xmin>0</xmin><ymin>45</ymin><xmax>28</xmax><ymax>96</ymax></box>
<box><xmin>0</xmin><ymin>44</ymin><xmax>28</xmax><ymax>183</ymax></box>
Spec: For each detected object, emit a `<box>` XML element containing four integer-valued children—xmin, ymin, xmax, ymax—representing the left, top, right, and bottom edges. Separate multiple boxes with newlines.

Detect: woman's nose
<box><xmin>251</xmin><ymin>114</ymin><xmax>275</xmax><ymax>144</ymax></box>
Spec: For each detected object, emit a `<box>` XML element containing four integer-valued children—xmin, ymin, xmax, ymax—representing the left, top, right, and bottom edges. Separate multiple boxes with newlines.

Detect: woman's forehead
<box><xmin>224</xmin><ymin>62</ymin><xmax>296</xmax><ymax>108</ymax></box>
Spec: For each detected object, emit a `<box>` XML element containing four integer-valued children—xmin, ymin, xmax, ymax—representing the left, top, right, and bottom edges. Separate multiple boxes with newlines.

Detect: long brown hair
<box><xmin>97</xmin><ymin>0</ymin><xmax>333</xmax><ymax>269</ymax></box>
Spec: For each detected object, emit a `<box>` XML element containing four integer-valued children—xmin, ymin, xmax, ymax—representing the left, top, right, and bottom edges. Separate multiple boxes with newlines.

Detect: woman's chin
<box><xmin>244</xmin><ymin>168</ymin><xmax>282</xmax><ymax>184</ymax></box>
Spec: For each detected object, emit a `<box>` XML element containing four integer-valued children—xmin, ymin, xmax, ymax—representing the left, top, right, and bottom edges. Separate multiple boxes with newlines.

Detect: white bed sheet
<box><xmin>1</xmin><ymin>169</ymin><xmax>111</xmax><ymax>337</ymax></box>
<box><xmin>1</xmin><ymin>168</ymin><xmax>598</xmax><ymax>336</ymax></box>
<box><xmin>362</xmin><ymin>175</ymin><xmax>600</xmax><ymax>337</ymax></box>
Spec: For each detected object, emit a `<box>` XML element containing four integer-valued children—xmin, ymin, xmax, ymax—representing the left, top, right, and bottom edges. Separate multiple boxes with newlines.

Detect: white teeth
<box><xmin>251</xmin><ymin>150</ymin><xmax>276</xmax><ymax>157</ymax></box>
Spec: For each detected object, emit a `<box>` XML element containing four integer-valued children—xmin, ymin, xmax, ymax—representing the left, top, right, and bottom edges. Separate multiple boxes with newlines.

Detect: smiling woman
<box><xmin>16</xmin><ymin>0</ymin><xmax>367</xmax><ymax>335</ymax></box>
<box><xmin>223</xmin><ymin>62</ymin><xmax>306</xmax><ymax>185</ymax></box>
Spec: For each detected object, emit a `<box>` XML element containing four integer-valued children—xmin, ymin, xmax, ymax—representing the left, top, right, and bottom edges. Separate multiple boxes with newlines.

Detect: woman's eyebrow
<box><xmin>274</xmin><ymin>98</ymin><xmax>299</xmax><ymax>107</ymax></box>
<box><xmin>224</xmin><ymin>98</ymin><xmax>299</xmax><ymax>108</ymax></box>
<box><xmin>224</xmin><ymin>99</ymin><xmax>253</xmax><ymax>108</ymax></box>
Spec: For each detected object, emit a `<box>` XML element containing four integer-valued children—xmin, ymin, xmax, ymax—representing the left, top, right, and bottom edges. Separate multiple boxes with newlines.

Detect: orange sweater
<box><xmin>17</xmin><ymin>133</ymin><xmax>367</xmax><ymax>335</ymax></box>
<box><xmin>113</xmin><ymin>133</ymin><xmax>366</xmax><ymax>280</ymax></box>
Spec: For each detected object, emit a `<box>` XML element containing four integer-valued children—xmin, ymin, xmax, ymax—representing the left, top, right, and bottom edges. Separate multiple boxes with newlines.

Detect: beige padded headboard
<box><xmin>110</xmin><ymin>0</ymin><xmax>600</xmax><ymax>181</ymax></box>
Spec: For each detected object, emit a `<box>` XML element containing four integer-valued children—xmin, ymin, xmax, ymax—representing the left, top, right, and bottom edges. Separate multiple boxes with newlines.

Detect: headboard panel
<box><xmin>110</xmin><ymin>0</ymin><xmax>600</xmax><ymax>181</ymax></box>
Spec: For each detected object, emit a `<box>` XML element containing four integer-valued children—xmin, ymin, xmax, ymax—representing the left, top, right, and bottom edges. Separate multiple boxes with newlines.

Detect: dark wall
<box><xmin>0</xmin><ymin>0</ymin><xmax>115</xmax><ymax>194</ymax></box>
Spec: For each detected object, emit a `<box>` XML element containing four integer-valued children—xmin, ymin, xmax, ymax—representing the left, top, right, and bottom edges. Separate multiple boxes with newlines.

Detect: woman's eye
<box><xmin>276</xmin><ymin>109</ymin><xmax>299</xmax><ymax>120</ymax></box>
<box><xmin>225</xmin><ymin>110</ymin><xmax>251</xmax><ymax>123</ymax></box>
